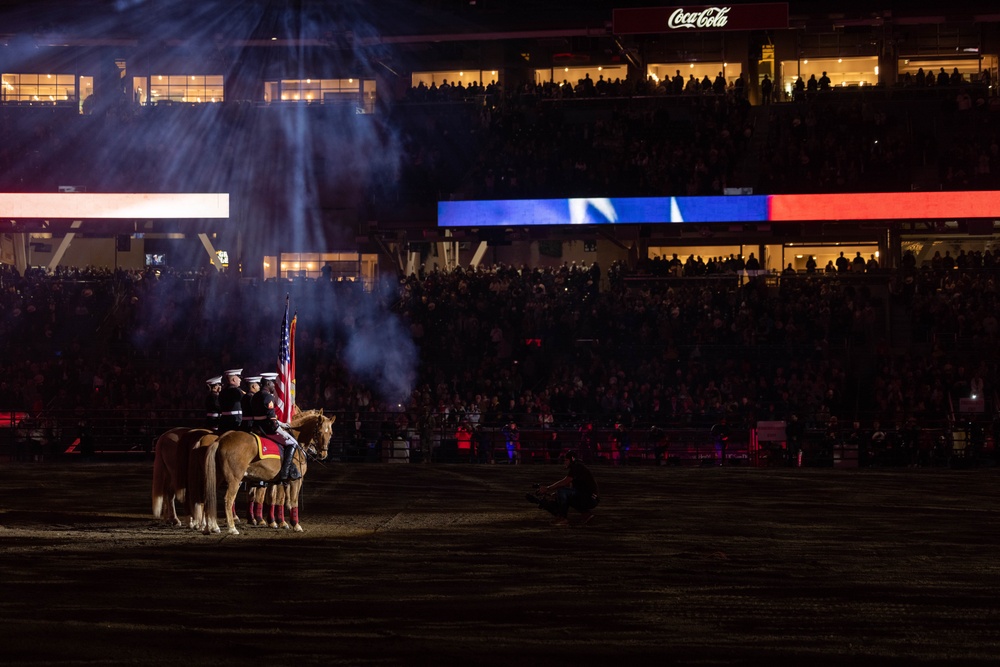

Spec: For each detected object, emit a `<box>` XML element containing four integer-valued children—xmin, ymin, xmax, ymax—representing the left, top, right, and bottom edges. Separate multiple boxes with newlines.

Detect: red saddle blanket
<box><xmin>252</xmin><ymin>433</ymin><xmax>284</xmax><ymax>459</ymax></box>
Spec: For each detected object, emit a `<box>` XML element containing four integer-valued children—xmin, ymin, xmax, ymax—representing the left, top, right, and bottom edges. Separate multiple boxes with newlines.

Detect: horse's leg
<box><xmin>187</xmin><ymin>441</ymin><xmax>205</xmax><ymax>530</ymax></box>
<box><xmin>287</xmin><ymin>479</ymin><xmax>304</xmax><ymax>532</ymax></box>
<box><xmin>251</xmin><ymin>486</ymin><xmax>268</xmax><ymax>527</ymax></box>
<box><xmin>162</xmin><ymin>457</ymin><xmax>181</xmax><ymax>526</ymax></box>
<box><xmin>165</xmin><ymin>488</ymin><xmax>181</xmax><ymax>527</ymax></box>
<box><xmin>223</xmin><ymin>478</ymin><xmax>240</xmax><ymax>535</ymax></box>
<box><xmin>247</xmin><ymin>487</ymin><xmax>257</xmax><ymax>526</ymax></box>
<box><xmin>269</xmin><ymin>484</ymin><xmax>283</xmax><ymax>529</ymax></box>
<box><xmin>277</xmin><ymin>499</ymin><xmax>287</xmax><ymax>529</ymax></box>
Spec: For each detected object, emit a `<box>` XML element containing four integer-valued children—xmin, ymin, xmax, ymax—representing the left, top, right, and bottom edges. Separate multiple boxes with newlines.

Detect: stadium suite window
<box><xmin>2</xmin><ymin>73</ymin><xmax>76</xmax><ymax>102</ymax></box>
<box><xmin>148</xmin><ymin>75</ymin><xmax>224</xmax><ymax>104</ymax></box>
<box><xmin>271</xmin><ymin>78</ymin><xmax>360</xmax><ymax>102</ymax></box>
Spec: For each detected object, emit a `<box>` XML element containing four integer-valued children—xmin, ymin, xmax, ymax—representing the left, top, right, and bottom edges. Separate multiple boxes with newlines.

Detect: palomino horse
<box><xmin>151</xmin><ymin>426</ymin><xmax>212</xmax><ymax>527</ymax></box>
<box><xmin>203</xmin><ymin>409</ymin><xmax>334</xmax><ymax>535</ymax></box>
<box><xmin>244</xmin><ymin>409</ymin><xmax>335</xmax><ymax>528</ymax></box>
<box><xmin>186</xmin><ymin>410</ymin><xmax>326</xmax><ymax>531</ymax></box>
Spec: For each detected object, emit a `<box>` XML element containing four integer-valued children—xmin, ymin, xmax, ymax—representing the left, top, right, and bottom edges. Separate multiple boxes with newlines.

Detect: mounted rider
<box><xmin>240</xmin><ymin>375</ymin><xmax>261</xmax><ymax>432</ymax></box>
<box><xmin>204</xmin><ymin>376</ymin><xmax>222</xmax><ymax>429</ymax></box>
<box><xmin>217</xmin><ymin>368</ymin><xmax>244</xmax><ymax>433</ymax></box>
<box><xmin>251</xmin><ymin>372</ymin><xmax>300</xmax><ymax>483</ymax></box>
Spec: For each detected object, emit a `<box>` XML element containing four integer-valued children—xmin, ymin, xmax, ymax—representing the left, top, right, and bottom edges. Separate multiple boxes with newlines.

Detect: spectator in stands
<box><xmin>711</xmin><ymin>416</ymin><xmax>729</xmax><ymax>465</ymax></box>
<box><xmin>761</xmin><ymin>74</ymin><xmax>773</xmax><ymax>105</ymax></box>
<box><xmin>672</xmin><ymin>70</ymin><xmax>684</xmax><ymax>95</ymax></box>
<box><xmin>455</xmin><ymin>420</ymin><xmax>473</xmax><ymax>463</ymax></box>
<box><xmin>502</xmin><ymin>419</ymin><xmax>520</xmax><ymax>464</ymax></box>
<box><xmin>713</xmin><ymin>72</ymin><xmax>727</xmax><ymax>95</ymax></box>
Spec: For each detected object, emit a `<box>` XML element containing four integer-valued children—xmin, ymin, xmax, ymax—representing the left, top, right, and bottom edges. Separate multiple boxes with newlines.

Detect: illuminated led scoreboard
<box><xmin>438</xmin><ymin>192</ymin><xmax>1000</xmax><ymax>227</ymax></box>
<box><xmin>0</xmin><ymin>193</ymin><xmax>229</xmax><ymax>220</ymax></box>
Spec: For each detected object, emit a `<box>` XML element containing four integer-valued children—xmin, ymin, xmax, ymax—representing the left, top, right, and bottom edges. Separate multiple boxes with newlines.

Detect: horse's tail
<box><xmin>204</xmin><ymin>436</ymin><xmax>221</xmax><ymax>526</ymax></box>
<box><xmin>152</xmin><ymin>433</ymin><xmax>168</xmax><ymax>518</ymax></box>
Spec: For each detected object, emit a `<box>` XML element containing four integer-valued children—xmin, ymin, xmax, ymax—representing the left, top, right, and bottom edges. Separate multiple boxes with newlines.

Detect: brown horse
<box><xmin>203</xmin><ymin>409</ymin><xmax>334</xmax><ymax>535</ymax></box>
<box><xmin>151</xmin><ymin>426</ymin><xmax>212</xmax><ymax>527</ymax></box>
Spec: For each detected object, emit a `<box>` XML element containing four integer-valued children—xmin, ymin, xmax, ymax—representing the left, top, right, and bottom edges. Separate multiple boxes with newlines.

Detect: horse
<box><xmin>203</xmin><ymin>409</ymin><xmax>334</xmax><ymax>535</ymax></box>
<box><xmin>243</xmin><ymin>409</ymin><xmax>335</xmax><ymax>527</ymax></box>
<box><xmin>151</xmin><ymin>426</ymin><xmax>212</xmax><ymax>527</ymax></box>
<box><xmin>189</xmin><ymin>409</ymin><xmax>323</xmax><ymax>532</ymax></box>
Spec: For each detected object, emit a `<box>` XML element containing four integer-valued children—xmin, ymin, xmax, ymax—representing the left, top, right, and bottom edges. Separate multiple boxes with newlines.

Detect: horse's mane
<box><xmin>291</xmin><ymin>408</ymin><xmax>323</xmax><ymax>423</ymax></box>
<box><xmin>289</xmin><ymin>408</ymin><xmax>332</xmax><ymax>449</ymax></box>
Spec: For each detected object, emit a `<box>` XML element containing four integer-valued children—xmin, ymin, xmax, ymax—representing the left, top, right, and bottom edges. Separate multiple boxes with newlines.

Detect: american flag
<box><xmin>276</xmin><ymin>298</ymin><xmax>296</xmax><ymax>423</ymax></box>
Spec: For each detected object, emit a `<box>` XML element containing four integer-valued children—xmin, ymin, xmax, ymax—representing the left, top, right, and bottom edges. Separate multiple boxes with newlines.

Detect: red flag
<box><xmin>276</xmin><ymin>298</ymin><xmax>295</xmax><ymax>423</ymax></box>
<box><xmin>289</xmin><ymin>312</ymin><xmax>297</xmax><ymax>418</ymax></box>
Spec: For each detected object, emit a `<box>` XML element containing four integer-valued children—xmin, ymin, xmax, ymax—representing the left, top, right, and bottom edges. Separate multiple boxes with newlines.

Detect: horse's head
<box><xmin>304</xmin><ymin>410</ymin><xmax>334</xmax><ymax>462</ymax></box>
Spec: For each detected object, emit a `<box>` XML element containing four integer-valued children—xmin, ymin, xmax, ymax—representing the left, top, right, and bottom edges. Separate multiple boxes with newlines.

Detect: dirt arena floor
<box><xmin>1</xmin><ymin>460</ymin><xmax>998</xmax><ymax>666</ymax></box>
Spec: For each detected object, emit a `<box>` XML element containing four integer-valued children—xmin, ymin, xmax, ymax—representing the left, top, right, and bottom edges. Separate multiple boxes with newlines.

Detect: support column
<box><xmin>12</xmin><ymin>233</ymin><xmax>28</xmax><ymax>275</ymax></box>
<box><xmin>198</xmin><ymin>233</ymin><xmax>224</xmax><ymax>271</ymax></box>
<box><xmin>47</xmin><ymin>221</ymin><xmax>83</xmax><ymax>272</ymax></box>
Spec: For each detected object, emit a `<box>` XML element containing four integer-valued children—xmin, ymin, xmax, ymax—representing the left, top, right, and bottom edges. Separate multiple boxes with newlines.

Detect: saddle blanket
<box><xmin>253</xmin><ymin>433</ymin><xmax>285</xmax><ymax>459</ymax></box>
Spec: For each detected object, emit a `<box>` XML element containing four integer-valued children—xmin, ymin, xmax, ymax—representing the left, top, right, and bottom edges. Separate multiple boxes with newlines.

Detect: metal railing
<box><xmin>0</xmin><ymin>408</ymin><xmax>994</xmax><ymax>470</ymax></box>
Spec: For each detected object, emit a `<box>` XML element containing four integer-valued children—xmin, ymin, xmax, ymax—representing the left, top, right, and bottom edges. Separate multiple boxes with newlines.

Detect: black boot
<box><xmin>278</xmin><ymin>446</ymin><xmax>295</xmax><ymax>484</ymax></box>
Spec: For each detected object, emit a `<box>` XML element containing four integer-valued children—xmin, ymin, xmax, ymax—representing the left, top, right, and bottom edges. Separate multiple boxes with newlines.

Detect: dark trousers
<box><xmin>541</xmin><ymin>488</ymin><xmax>599</xmax><ymax>518</ymax></box>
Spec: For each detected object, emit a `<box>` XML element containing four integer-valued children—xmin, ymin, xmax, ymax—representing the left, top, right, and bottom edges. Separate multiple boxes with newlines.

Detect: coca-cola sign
<box><xmin>667</xmin><ymin>6</ymin><xmax>731</xmax><ymax>30</ymax></box>
<box><xmin>613</xmin><ymin>3</ymin><xmax>788</xmax><ymax>35</ymax></box>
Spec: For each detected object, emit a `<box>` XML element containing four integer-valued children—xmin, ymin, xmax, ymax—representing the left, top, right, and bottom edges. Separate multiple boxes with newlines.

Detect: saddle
<box><xmin>251</xmin><ymin>433</ymin><xmax>285</xmax><ymax>459</ymax></box>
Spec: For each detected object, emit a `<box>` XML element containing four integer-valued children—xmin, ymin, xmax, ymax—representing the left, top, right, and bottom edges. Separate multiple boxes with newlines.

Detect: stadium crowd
<box><xmin>0</xmin><ymin>254</ymin><xmax>997</xmax><ymax>466</ymax></box>
<box><xmin>2</xmin><ymin>81</ymin><xmax>1000</xmax><ymax>465</ymax></box>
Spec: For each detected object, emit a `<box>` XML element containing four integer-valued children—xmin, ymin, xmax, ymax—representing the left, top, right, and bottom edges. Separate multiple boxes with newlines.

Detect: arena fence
<box><xmin>0</xmin><ymin>409</ymin><xmax>994</xmax><ymax>470</ymax></box>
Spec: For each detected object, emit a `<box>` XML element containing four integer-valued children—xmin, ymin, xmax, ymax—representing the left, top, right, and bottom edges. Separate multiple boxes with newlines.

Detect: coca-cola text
<box><xmin>667</xmin><ymin>6</ymin><xmax>732</xmax><ymax>30</ymax></box>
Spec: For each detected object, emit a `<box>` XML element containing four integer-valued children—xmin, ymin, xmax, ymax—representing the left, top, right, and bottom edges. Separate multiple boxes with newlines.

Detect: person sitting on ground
<box><xmin>527</xmin><ymin>451</ymin><xmax>599</xmax><ymax>526</ymax></box>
